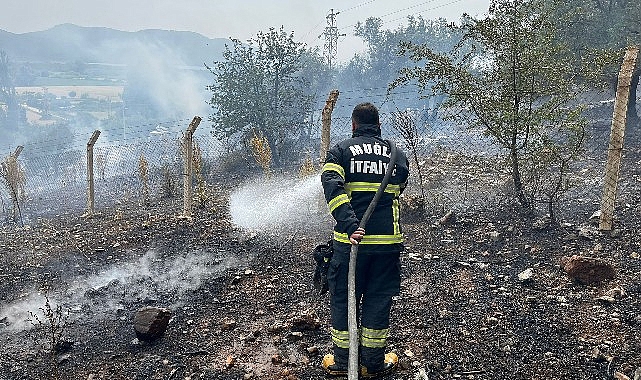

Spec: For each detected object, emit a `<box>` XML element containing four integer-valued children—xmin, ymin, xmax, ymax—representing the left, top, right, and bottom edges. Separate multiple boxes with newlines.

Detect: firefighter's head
<box><xmin>351</xmin><ymin>102</ymin><xmax>380</xmax><ymax>131</ymax></box>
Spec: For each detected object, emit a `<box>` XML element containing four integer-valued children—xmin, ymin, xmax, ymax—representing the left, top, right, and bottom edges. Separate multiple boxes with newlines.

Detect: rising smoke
<box><xmin>0</xmin><ymin>249</ymin><xmax>238</xmax><ymax>332</ymax></box>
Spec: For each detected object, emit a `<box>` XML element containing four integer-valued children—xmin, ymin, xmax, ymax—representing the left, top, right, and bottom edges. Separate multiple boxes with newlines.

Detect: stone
<box><xmin>415</xmin><ymin>368</ymin><xmax>429</xmax><ymax>380</ymax></box>
<box><xmin>595</xmin><ymin>295</ymin><xmax>616</xmax><ymax>304</ymax></box>
<box><xmin>518</xmin><ymin>268</ymin><xmax>534</xmax><ymax>283</ymax></box>
<box><xmin>268</xmin><ymin>322</ymin><xmax>287</xmax><ymax>334</ymax></box>
<box><xmin>577</xmin><ymin>225</ymin><xmax>599</xmax><ymax>240</ymax></box>
<box><xmin>57</xmin><ymin>353</ymin><xmax>71</xmax><ymax>365</ymax></box>
<box><xmin>306</xmin><ymin>346</ymin><xmax>319</xmax><ymax>356</ymax></box>
<box><xmin>560</xmin><ymin>255</ymin><xmax>615</xmax><ymax>284</ymax></box>
<box><xmin>225</xmin><ymin>355</ymin><xmax>236</xmax><ymax>368</ymax></box>
<box><xmin>291</xmin><ymin>312</ymin><xmax>321</xmax><ymax>331</ymax></box>
<box><xmin>633</xmin><ymin>367</ymin><xmax>641</xmax><ymax>380</ymax></box>
<box><xmin>288</xmin><ymin>332</ymin><xmax>303</xmax><ymax>341</ymax></box>
<box><xmin>605</xmin><ymin>287</ymin><xmax>627</xmax><ymax>299</ymax></box>
<box><xmin>486</xmin><ymin>317</ymin><xmax>499</xmax><ymax>325</ymax></box>
<box><xmin>133</xmin><ymin>306</ymin><xmax>172</xmax><ymax>342</ymax></box>
<box><xmin>590</xmin><ymin>347</ymin><xmax>607</xmax><ymax>363</ymax></box>
<box><xmin>438</xmin><ymin>211</ymin><xmax>456</xmax><ymax>226</ymax></box>
<box><xmin>241</xmin><ymin>332</ymin><xmax>257</xmax><ymax>342</ymax></box>
<box><xmin>271</xmin><ymin>354</ymin><xmax>283</xmax><ymax>365</ymax></box>
<box><xmin>533</xmin><ymin>216</ymin><xmax>552</xmax><ymax>230</ymax></box>
<box><xmin>221</xmin><ymin>318</ymin><xmax>237</xmax><ymax>331</ymax></box>
<box><xmin>614</xmin><ymin>371</ymin><xmax>630</xmax><ymax>380</ymax></box>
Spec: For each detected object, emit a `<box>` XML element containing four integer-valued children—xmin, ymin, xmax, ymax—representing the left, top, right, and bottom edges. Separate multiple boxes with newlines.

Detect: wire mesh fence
<box><xmin>1</xmin><ymin>84</ymin><xmax>640</xmax><ymax>228</ymax></box>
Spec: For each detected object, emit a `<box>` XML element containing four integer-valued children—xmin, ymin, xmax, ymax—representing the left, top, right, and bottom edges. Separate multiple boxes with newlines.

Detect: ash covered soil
<box><xmin>0</xmin><ymin>177</ymin><xmax>640</xmax><ymax>380</ymax></box>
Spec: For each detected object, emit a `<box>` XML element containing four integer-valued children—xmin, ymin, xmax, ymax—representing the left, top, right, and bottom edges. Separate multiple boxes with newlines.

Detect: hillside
<box><xmin>0</xmin><ymin>23</ymin><xmax>229</xmax><ymax>67</ymax></box>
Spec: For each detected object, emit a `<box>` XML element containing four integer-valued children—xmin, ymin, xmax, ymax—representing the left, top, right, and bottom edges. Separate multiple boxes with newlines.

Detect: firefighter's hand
<box><xmin>349</xmin><ymin>227</ymin><xmax>365</xmax><ymax>245</ymax></box>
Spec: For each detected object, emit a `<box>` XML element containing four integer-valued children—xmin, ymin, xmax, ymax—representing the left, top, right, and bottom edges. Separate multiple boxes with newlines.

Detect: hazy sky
<box><xmin>0</xmin><ymin>0</ymin><xmax>490</xmax><ymax>61</ymax></box>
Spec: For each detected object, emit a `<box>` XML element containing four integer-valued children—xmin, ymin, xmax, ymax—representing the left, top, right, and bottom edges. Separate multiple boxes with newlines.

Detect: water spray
<box><xmin>229</xmin><ymin>174</ymin><xmax>330</xmax><ymax>236</ymax></box>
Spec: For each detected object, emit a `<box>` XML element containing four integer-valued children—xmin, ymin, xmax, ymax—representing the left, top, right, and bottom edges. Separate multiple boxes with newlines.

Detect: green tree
<box><xmin>550</xmin><ymin>0</ymin><xmax>641</xmax><ymax>122</ymax></box>
<box><xmin>393</xmin><ymin>0</ymin><xmax>589</xmax><ymax>216</ymax></box>
<box><xmin>207</xmin><ymin>27</ymin><xmax>329</xmax><ymax>165</ymax></box>
<box><xmin>0</xmin><ymin>51</ymin><xmax>27</xmax><ymax>142</ymax></box>
<box><xmin>337</xmin><ymin>16</ymin><xmax>462</xmax><ymax>111</ymax></box>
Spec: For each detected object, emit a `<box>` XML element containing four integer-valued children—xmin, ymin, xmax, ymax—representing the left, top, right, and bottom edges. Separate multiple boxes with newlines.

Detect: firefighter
<box><xmin>320</xmin><ymin>102</ymin><xmax>410</xmax><ymax>377</ymax></box>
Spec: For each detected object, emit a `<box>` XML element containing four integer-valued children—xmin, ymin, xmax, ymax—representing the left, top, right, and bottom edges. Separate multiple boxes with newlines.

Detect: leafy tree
<box><xmin>206</xmin><ymin>27</ymin><xmax>329</xmax><ymax>165</ymax></box>
<box><xmin>337</xmin><ymin>16</ymin><xmax>462</xmax><ymax>111</ymax></box>
<box><xmin>393</xmin><ymin>0</ymin><xmax>590</xmax><ymax>216</ymax></box>
<box><xmin>0</xmin><ymin>51</ymin><xmax>27</xmax><ymax>143</ymax></box>
<box><xmin>549</xmin><ymin>0</ymin><xmax>641</xmax><ymax>123</ymax></box>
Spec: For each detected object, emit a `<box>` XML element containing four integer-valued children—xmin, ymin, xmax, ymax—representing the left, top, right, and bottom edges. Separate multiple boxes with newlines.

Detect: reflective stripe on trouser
<box><xmin>329</xmin><ymin>295</ymin><xmax>394</xmax><ymax>370</ymax></box>
<box><xmin>361</xmin><ymin>326</ymin><xmax>389</xmax><ymax>348</ymax></box>
<box><xmin>331</xmin><ymin>327</ymin><xmax>350</xmax><ymax>349</ymax></box>
<box><xmin>327</xmin><ymin>243</ymin><xmax>399</xmax><ymax>370</ymax></box>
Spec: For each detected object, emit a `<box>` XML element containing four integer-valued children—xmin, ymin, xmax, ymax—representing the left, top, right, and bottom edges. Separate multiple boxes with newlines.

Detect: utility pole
<box><xmin>321</xmin><ymin>9</ymin><xmax>345</xmax><ymax>70</ymax></box>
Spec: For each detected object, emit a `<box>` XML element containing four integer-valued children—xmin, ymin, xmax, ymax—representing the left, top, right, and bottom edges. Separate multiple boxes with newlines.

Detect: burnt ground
<box><xmin>0</xmin><ymin>172</ymin><xmax>640</xmax><ymax>380</ymax></box>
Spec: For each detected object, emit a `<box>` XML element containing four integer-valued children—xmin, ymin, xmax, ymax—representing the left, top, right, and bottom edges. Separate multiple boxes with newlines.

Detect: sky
<box><xmin>0</xmin><ymin>0</ymin><xmax>490</xmax><ymax>62</ymax></box>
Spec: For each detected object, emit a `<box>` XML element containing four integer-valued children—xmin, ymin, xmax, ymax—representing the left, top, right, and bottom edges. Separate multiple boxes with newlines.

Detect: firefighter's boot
<box><xmin>322</xmin><ymin>354</ymin><xmax>348</xmax><ymax>377</ymax></box>
<box><xmin>360</xmin><ymin>352</ymin><xmax>398</xmax><ymax>378</ymax></box>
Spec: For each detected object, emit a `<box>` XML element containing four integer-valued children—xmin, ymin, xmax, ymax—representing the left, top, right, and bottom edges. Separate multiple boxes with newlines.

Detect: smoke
<box><xmin>0</xmin><ymin>249</ymin><xmax>237</xmax><ymax>332</ymax></box>
<box><xmin>1</xmin><ymin>27</ymin><xmax>213</xmax><ymax>153</ymax></box>
<box><xmin>0</xmin><ymin>293</ymin><xmax>48</xmax><ymax>332</ymax></box>
<box><xmin>115</xmin><ymin>39</ymin><xmax>210</xmax><ymax>121</ymax></box>
<box><xmin>229</xmin><ymin>174</ymin><xmax>333</xmax><ymax>236</ymax></box>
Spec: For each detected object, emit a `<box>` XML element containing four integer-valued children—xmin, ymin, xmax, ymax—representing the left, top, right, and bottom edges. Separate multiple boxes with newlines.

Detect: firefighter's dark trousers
<box><xmin>327</xmin><ymin>242</ymin><xmax>401</xmax><ymax>371</ymax></box>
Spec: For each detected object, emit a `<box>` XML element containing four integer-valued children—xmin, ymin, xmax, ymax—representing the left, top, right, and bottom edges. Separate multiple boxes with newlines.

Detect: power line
<box><xmin>385</xmin><ymin>0</ymin><xmax>466</xmax><ymax>25</ymax></box>
<box><xmin>339</xmin><ymin>0</ymin><xmax>467</xmax><ymax>32</ymax></box>
<box><xmin>339</xmin><ymin>0</ymin><xmax>378</xmax><ymax>13</ymax></box>
<box><xmin>373</xmin><ymin>0</ymin><xmax>444</xmax><ymax>19</ymax></box>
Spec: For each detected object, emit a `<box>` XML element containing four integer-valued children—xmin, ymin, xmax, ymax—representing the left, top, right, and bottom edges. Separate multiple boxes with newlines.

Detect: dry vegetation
<box><xmin>250</xmin><ymin>130</ymin><xmax>273</xmax><ymax>176</ymax></box>
<box><xmin>0</xmin><ymin>153</ymin><xmax>26</xmax><ymax>224</ymax></box>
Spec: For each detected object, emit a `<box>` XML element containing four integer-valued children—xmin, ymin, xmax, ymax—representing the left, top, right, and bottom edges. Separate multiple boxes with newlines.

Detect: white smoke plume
<box><xmin>0</xmin><ymin>249</ymin><xmax>236</xmax><ymax>332</ymax></box>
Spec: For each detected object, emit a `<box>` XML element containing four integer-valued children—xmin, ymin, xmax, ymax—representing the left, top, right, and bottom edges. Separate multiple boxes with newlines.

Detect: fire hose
<box><xmin>347</xmin><ymin>140</ymin><xmax>398</xmax><ymax>379</ymax></box>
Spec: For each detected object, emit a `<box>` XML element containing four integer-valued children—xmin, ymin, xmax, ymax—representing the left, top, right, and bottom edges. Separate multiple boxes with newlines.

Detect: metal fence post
<box><xmin>599</xmin><ymin>46</ymin><xmax>639</xmax><ymax>231</ymax></box>
<box><xmin>183</xmin><ymin>116</ymin><xmax>202</xmax><ymax>218</ymax></box>
<box><xmin>86</xmin><ymin>130</ymin><xmax>101</xmax><ymax>215</ymax></box>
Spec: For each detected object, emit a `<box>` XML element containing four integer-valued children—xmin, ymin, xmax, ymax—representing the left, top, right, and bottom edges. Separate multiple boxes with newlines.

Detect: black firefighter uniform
<box><xmin>320</xmin><ymin>122</ymin><xmax>410</xmax><ymax>371</ymax></box>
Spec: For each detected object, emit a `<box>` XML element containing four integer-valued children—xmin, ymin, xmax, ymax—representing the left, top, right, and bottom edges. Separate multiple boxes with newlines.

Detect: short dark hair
<box><xmin>351</xmin><ymin>102</ymin><xmax>380</xmax><ymax>125</ymax></box>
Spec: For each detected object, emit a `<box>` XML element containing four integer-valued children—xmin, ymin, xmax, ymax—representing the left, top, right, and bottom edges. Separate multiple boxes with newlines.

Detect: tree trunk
<box><xmin>510</xmin><ymin>145</ymin><xmax>529</xmax><ymax>209</ymax></box>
